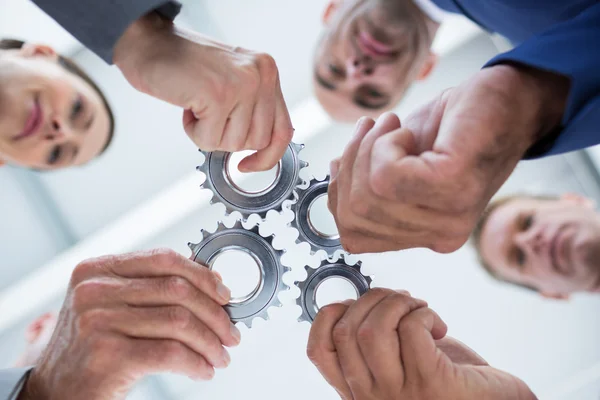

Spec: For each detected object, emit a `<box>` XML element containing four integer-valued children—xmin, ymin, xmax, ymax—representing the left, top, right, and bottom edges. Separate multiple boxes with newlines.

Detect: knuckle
<box><xmin>256</xmin><ymin>53</ymin><xmax>278</xmax><ymax>81</ymax></box>
<box><xmin>332</xmin><ymin>321</ymin><xmax>353</xmax><ymax>346</ymax></box>
<box><xmin>72</xmin><ymin>280</ymin><xmax>107</xmax><ymax>311</ymax></box>
<box><xmin>151</xmin><ymin>248</ymin><xmax>181</xmax><ymax>266</ymax></box>
<box><xmin>78</xmin><ymin>309</ymin><xmax>110</xmax><ymax>335</ymax></box>
<box><xmin>306</xmin><ymin>343</ymin><xmax>324</xmax><ymax>365</ymax></box>
<box><xmin>369</xmin><ymin>163</ymin><xmax>394</xmax><ymax>198</ymax></box>
<box><xmin>163</xmin><ymin>276</ymin><xmax>193</xmax><ymax>300</ymax></box>
<box><xmin>356</xmin><ymin>323</ymin><xmax>377</xmax><ymax>345</ymax></box>
<box><xmin>167</xmin><ymin>306</ymin><xmax>194</xmax><ymax>331</ymax></box>
<box><xmin>70</xmin><ymin>258</ymin><xmax>99</xmax><ymax>286</ymax></box>
<box><xmin>369</xmin><ymin>287</ymin><xmax>394</xmax><ymax>298</ymax></box>
<box><xmin>348</xmin><ymin>194</ymin><xmax>369</xmax><ymax>218</ymax></box>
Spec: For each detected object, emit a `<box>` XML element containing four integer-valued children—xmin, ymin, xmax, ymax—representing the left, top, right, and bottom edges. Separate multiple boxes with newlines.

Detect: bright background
<box><xmin>1</xmin><ymin>1</ymin><xmax>600</xmax><ymax>399</ymax></box>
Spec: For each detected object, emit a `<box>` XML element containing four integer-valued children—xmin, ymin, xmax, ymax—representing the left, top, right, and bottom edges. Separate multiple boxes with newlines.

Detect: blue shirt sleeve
<box><xmin>484</xmin><ymin>2</ymin><xmax>600</xmax><ymax>158</ymax></box>
<box><xmin>31</xmin><ymin>0</ymin><xmax>182</xmax><ymax>64</ymax></box>
<box><xmin>0</xmin><ymin>367</ymin><xmax>33</xmax><ymax>400</ymax></box>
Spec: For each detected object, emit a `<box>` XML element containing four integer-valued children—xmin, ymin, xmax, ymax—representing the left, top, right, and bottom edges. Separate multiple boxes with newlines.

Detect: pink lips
<box><xmin>358</xmin><ymin>31</ymin><xmax>394</xmax><ymax>56</ymax></box>
<box><xmin>14</xmin><ymin>98</ymin><xmax>43</xmax><ymax>141</ymax></box>
<box><xmin>549</xmin><ymin>227</ymin><xmax>571</xmax><ymax>275</ymax></box>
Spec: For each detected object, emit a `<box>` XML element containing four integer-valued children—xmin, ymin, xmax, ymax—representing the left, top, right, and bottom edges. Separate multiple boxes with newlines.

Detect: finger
<box><xmin>352</xmin><ymin>112</ymin><xmax>401</xmax><ymax>198</ymax></box>
<box><xmin>243</xmin><ymin>74</ymin><xmax>276</xmax><ymax>152</ymax></box>
<box><xmin>115</xmin><ymin>276</ymin><xmax>240</xmax><ymax>348</ymax></box>
<box><xmin>239</xmin><ymin>74</ymin><xmax>293</xmax><ymax>172</ymax></box>
<box><xmin>333</xmin><ymin>117</ymin><xmax>376</xmax><ymax>241</ymax></box>
<box><xmin>332</xmin><ymin>288</ymin><xmax>398</xmax><ymax>393</ymax></box>
<box><xmin>434</xmin><ymin>337</ymin><xmax>488</xmax><ymax>366</ymax></box>
<box><xmin>358</xmin><ymin>293</ymin><xmax>428</xmax><ymax>389</ymax></box>
<box><xmin>369</xmin><ymin>127</ymin><xmax>418</xmax><ymax>201</ymax></box>
<box><xmin>219</xmin><ymin>102</ymin><xmax>255</xmax><ymax>152</ymax></box>
<box><xmin>398</xmin><ymin>307</ymin><xmax>448</xmax><ymax>383</ymax></box>
<box><xmin>100</xmin><ymin>306</ymin><xmax>230</xmax><ymax>369</ymax></box>
<box><xmin>184</xmin><ymin>109</ymin><xmax>229</xmax><ymax>152</ymax></box>
<box><xmin>307</xmin><ymin>303</ymin><xmax>353</xmax><ymax>400</ymax></box>
<box><xmin>330</xmin><ymin>158</ymin><xmax>341</xmax><ymax>180</ymax></box>
<box><xmin>129</xmin><ymin>337</ymin><xmax>215</xmax><ymax>381</ymax></box>
<box><xmin>84</xmin><ymin>249</ymin><xmax>231</xmax><ymax>306</ymax></box>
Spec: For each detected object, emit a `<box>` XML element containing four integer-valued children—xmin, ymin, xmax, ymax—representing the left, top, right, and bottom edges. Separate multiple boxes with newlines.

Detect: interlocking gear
<box><xmin>289</xmin><ymin>175</ymin><xmax>343</xmax><ymax>256</ymax></box>
<box><xmin>295</xmin><ymin>254</ymin><xmax>372</xmax><ymax>323</ymax></box>
<box><xmin>197</xmin><ymin>142</ymin><xmax>308</xmax><ymax>220</ymax></box>
<box><xmin>188</xmin><ymin>220</ymin><xmax>290</xmax><ymax>328</ymax></box>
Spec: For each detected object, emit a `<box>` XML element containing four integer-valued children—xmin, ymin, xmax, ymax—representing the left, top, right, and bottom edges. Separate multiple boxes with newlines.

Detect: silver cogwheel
<box><xmin>289</xmin><ymin>175</ymin><xmax>343</xmax><ymax>256</ymax></box>
<box><xmin>197</xmin><ymin>142</ymin><xmax>308</xmax><ymax>220</ymax></box>
<box><xmin>295</xmin><ymin>254</ymin><xmax>372</xmax><ymax>323</ymax></box>
<box><xmin>188</xmin><ymin>220</ymin><xmax>290</xmax><ymax>328</ymax></box>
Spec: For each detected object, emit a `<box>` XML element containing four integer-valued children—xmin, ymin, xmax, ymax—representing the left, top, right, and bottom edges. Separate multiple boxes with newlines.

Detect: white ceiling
<box><xmin>0</xmin><ymin>0</ymin><xmax>81</xmax><ymax>54</ymax></box>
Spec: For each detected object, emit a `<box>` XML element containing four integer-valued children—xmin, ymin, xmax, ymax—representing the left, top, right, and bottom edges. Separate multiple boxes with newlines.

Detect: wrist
<box><xmin>113</xmin><ymin>11</ymin><xmax>173</xmax><ymax>91</ymax></box>
<box><xmin>17</xmin><ymin>370</ymin><xmax>46</xmax><ymax>400</ymax></box>
<box><xmin>489</xmin><ymin>63</ymin><xmax>569</xmax><ymax>152</ymax></box>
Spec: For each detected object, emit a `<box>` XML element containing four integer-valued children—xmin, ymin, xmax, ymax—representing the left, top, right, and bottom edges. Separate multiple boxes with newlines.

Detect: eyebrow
<box><xmin>315</xmin><ymin>71</ymin><xmax>336</xmax><ymax>91</ymax></box>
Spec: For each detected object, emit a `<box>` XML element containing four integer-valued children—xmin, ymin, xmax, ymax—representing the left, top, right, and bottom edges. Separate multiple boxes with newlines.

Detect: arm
<box><xmin>0</xmin><ymin>368</ymin><xmax>32</xmax><ymax>400</ymax></box>
<box><xmin>486</xmin><ymin>2</ymin><xmax>600</xmax><ymax>158</ymax></box>
<box><xmin>31</xmin><ymin>0</ymin><xmax>181</xmax><ymax>63</ymax></box>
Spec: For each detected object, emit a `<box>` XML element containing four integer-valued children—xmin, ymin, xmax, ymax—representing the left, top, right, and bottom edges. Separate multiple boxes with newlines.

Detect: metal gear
<box><xmin>197</xmin><ymin>142</ymin><xmax>308</xmax><ymax>220</ymax></box>
<box><xmin>289</xmin><ymin>175</ymin><xmax>342</xmax><ymax>256</ymax></box>
<box><xmin>188</xmin><ymin>220</ymin><xmax>290</xmax><ymax>328</ymax></box>
<box><xmin>295</xmin><ymin>254</ymin><xmax>372</xmax><ymax>323</ymax></box>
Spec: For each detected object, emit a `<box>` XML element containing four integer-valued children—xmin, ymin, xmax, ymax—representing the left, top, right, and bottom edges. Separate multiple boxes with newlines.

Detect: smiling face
<box><xmin>313</xmin><ymin>0</ymin><xmax>438</xmax><ymax>122</ymax></box>
<box><xmin>478</xmin><ymin>195</ymin><xmax>600</xmax><ymax>297</ymax></box>
<box><xmin>0</xmin><ymin>43</ymin><xmax>112</xmax><ymax>170</ymax></box>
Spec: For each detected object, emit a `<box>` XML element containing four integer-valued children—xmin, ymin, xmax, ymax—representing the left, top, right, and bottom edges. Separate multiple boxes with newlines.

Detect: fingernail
<box><xmin>340</xmin><ymin>299</ymin><xmax>355</xmax><ymax>306</ymax></box>
<box><xmin>221</xmin><ymin>348</ymin><xmax>231</xmax><ymax>367</ymax></box>
<box><xmin>213</xmin><ymin>271</ymin><xmax>223</xmax><ymax>282</ymax></box>
<box><xmin>217</xmin><ymin>282</ymin><xmax>231</xmax><ymax>303</ymax></box>
<box><xmin>231</xmin><ymin>323</ymin><xmax>242</xmax><ymax>344</ymax></box>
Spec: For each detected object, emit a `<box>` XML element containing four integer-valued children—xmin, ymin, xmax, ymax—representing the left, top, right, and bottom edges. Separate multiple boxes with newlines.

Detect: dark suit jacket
<box><xmin>434</xmin><ymin>0</ymin><xmax>600</xmax><ymax>158</ymax></box>
<box><xmin>32</xmin><ymin>0</ymin><xmax>181</xmax><ymax>63</ymax></box>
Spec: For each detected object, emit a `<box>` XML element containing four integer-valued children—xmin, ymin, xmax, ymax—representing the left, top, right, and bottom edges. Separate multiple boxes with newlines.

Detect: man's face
<box><xmin>313</xmin><ymin>0</ymin><xmax>435</xmax><ymax>122</ymax></box>
<box><xmin>479</xmin><ymin>196</ymin><xmax>600</xmax><ymax>297</ymax></box>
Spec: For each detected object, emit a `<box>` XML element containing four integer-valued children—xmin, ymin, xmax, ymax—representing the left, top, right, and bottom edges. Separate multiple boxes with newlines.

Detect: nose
<box><xmin>346</xmin><ymin>57</ymin><xmax>373</xmax><ymax>80</ymax></box>
<box><xmin>515</xmin><ymin>229</ymin><xmax>544</xmax><ymax>256</ymax></box>
<box><xmin>44</xmin><ymin>119</ymin><xmax>69</xmax><ymax>142</ymax></box>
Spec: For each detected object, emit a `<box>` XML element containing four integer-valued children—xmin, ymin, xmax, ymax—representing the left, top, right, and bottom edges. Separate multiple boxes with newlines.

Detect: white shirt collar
<box><xmin>412</xmin><ymin>0</ymin><xmax>449</xmax><ymax>23</ymax></box>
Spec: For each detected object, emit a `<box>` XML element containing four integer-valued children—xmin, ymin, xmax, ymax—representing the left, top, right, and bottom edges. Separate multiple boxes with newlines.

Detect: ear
<box><xmin>19</xmin><ymin>43</ymin><xmax>58</xmax><ymax>60</ymax></box>
<box><xmin>540</xmin><ymin>292</ymin><xmax>570</xmax><ymax>300</ymax></box>
<box><xmin>416</xmin><ymin>52</ymin><xmax>438</xmax><ymax>81</ymax></box>
<box><xmin>560</xmin><ymin>192</ymin><xmax>596</xmax><ymax>209</ymax></box>
<box><xmin>323</xmin><ymin>0</ymin><xmax>342</xmax><ymax>24</ymax></box>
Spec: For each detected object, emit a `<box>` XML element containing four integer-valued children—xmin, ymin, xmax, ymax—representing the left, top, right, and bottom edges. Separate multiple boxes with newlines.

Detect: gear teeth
<box><xmin>295</xmin><ymin>256</ymin><xmax>372</xmax><ymax>323</ymax></box>
<box><xmin>196</xmin><ymin>142</ymin><xmax>308</xmax><ymax>220</ymax></box>
<box><xmin>289</xmin><ymin>175</ymin><xmax>343</xmax><ymax>257</ymax></box>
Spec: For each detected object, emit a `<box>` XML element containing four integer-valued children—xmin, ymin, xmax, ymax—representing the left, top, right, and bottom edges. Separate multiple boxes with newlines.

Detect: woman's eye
<box><xmin>369</xmin><ymin>90</ymin><xmax>383</xmax><ymax>98</ymax></box>
<box><xmin>522</xmin><ymin>214</ymin><xmax>534</xmax><ymax>231</ymax></box>
<box><xmin>71</xmin><ymin>96</ymin><xmax>84</xmax><ymax>120</ymax></box>
<box><xmin>47</xmin><ymin>146</ymin><xmax>62</xmax><ymax>165</ymax></box>
<box><xmin>328</xmin><ymin>64</ymin><xmax>343</xmax><ymax>76</ymax></box>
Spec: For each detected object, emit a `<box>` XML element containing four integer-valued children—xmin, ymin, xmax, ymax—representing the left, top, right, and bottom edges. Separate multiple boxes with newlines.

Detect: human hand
<box><xmin>113</xmin><ymin>12</ymin><xmax>294</xmax><ymax>172</ymax></box>
<box><xmin>307</xmin><ymin>288</ymin><xmax>536</xmax><ymax>400</ymax></box>
<box><xmin>18</xmin><ymin>249</ymin><xmax>240</xmax><ymax>400</ymax></box>
<box><xmin>328</xmin><ymin>65</ymin><xmax>569</xmax><ymax>254</ymax></box>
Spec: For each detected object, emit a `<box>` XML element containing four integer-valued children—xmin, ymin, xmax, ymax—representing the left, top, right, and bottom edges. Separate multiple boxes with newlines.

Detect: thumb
<box><xmin>398</xmin><ymin>307</ymin><xmax>448</xmax><ymax>382</ymax></box>
<box><xmin>368</xmin><ymin>127</ymin><xmax>419</xmax><ymax>200</ymax></box>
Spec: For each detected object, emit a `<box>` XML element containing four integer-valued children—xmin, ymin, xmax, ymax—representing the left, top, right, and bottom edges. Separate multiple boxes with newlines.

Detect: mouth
<box><xmin>356</xmin><ymin>30</ymin><xmax>397</xmax><ymax>59</ymax></box>
<box><xmin>13</xmin><ymin>96</ymin><xmax>43</xmax><ymax>142</ymax></box>
<box><xmin>549</xmin><ymin>226</ymin><xmax>572</xmax><ymax>275</ymax></box>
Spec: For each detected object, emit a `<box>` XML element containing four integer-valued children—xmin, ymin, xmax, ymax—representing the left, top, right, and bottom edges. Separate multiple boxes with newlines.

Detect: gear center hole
<box><xmin>210</xmin><ymin>247</ymin><xmax>263</xmax><ymax>304</ymax></box>
<box><xmin>315</xmin><ymin>276</ymin><xmax>359</xmax><ymax>309</ymax></box>
<box><xmin>308</xmin><ymin>194</ymin><xmax>339</xmax><ymax>239</ymax></box>
<box><xmin>225</xmin><ymin>151</ymin><xmax>281</xmax><ymax>196</ymax></box>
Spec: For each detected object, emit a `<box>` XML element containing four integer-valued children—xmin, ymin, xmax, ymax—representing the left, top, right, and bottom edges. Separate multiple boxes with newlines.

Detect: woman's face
<box><xmin>0</xmin><ymin>44</ymin><xmax>111</xmax><ymax>170</ymax></box>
